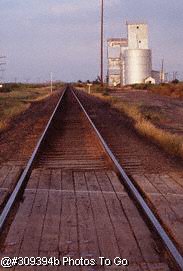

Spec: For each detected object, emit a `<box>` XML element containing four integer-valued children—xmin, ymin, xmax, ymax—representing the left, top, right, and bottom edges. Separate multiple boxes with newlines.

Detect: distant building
<box><xmin>145</xmin><ymin>76</ymin><xmax>156</xmax><ymax>84</ymax></box>
<box><xmin>151</xmin><ymin>70</ymin><xmax>168</xmax><ymax>84</ymax></box>
<box><xmin>151</xmin><ymin>70</ymin><xmax>161</xmax><ymax>84</ymax></box>
<box><xmin>107</xmin><ymin>38</ymin><xmax>128</xmax><ymax>86</ymax></box>
<box><xmin>107</xmin><ymin>22</ymin><xmax>163</xmax><ymax>87</ymax></box>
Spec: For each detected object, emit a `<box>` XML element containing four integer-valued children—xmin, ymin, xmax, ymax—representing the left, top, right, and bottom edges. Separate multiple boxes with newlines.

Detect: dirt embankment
<box><xmin>0</xmin><ymin>90</ymin><xmax>62</xmax><ymax>165</ymax></box>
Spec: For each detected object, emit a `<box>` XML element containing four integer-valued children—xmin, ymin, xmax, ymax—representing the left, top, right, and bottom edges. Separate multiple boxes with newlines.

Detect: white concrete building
<box><xmin>127</xmin><ymin>23</ymin><xmax>149</xmax><ymax>49</ymax></box>
<box><xmin>145</xmin><ymin>76</ymin><xmax>156</xmax><ymax>84</ymax></box>
<box><xmin>108</xmin><ymin>22</ymin><xmax>160</xmax><ymax>86</ymax></box>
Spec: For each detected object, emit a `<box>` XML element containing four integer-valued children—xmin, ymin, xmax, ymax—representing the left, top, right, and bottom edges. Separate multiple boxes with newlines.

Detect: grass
<box><xmin>139</xmin><ymin>105</ymin><xmax>166</xmax><ymax>123</ymax></box>
<box><xmin>0</xmin><ymin>85</ymin><xmax>52</xmax><ymax>132</ymax></box>
<box><xmin>75</xmin><ymin>83</ymin><xmax>110</xmax><ymax>96</ymax></box>
<box><xmin>91</xmin><ymin>92</ymin><xmax>183</xmax><ymax>159</ymax></box>
<box><xmin>132</xmin><ymin>83</ymin><xmax>183</xmax><ymax>98</ymax></box>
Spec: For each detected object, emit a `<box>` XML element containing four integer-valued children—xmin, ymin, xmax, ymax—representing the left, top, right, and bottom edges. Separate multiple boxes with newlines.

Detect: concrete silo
<box><xmin>125</xmin><ymin>23</ymin><xmax>152</xmax><ymax>85</ymax></box>
<box><xmin>124</xmin><ymin>49</ymin><xmax>152</xmax><ymax>85</ymax></box>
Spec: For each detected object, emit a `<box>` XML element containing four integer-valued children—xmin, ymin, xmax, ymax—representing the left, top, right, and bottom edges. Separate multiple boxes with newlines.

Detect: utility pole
<box><xmin>174</xmin><ymin>71</ymin><xmax>178</xmax><ymax>81</ymax></box>
<box><xmin>172</xmin><ymin>71</ymin><xmax>178</xmax><ymax>81</ymax></box>
<box><xmin>100</xmin><ymin>0</ymin><xmax>104</xmax><ymax>89</ymax></box>
<box><xmin>160</xmin><ymin>58</ymin><xmax>164</xmax><ymax>83</ymax></box>
<box><xmin>120</xmin><ymin>44</ymin><xmax>123</xmax><ymax>87</ymax></box>
<box><xmin>0</xmin><ymin>56</ymin><xmax>6</xmax><ymax>84</ymax></box>
<box><xmin>50</xmin><ymin>72</ymin><xmax>53</xmax><ymax>94</ymax></box>
<box><xmin>106</xmin><ymin>41</ymin><xmax>109</xmax><ymax>85</ymax></box>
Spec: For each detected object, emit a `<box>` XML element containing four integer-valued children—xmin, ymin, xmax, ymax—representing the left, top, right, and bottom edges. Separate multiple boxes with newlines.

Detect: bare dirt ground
<box><xmin>0</xmin><ymin>90</ymin><xmax>61</xmax><ymax>166</ymax></box>
<box><xmin>110</xmin><ymin>89</ymin><xmax>183</xmax><ymax>136</ymax></box>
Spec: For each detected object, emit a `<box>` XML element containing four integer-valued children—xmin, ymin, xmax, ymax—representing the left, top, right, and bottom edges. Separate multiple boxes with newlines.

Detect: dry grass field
<box><xmin>88</xmin><ymin>83</ymin><xmax>183</xmax><ymax>159</ymax></box>
<box><xmin>132</xmin><ymin>82</ymin><xmax>183</xmax><ymax>98</ymax></box>
<box><xmin>0</xmin><ymin>84</ymin><xmax>52</xmax><ymax>132</ymax></box>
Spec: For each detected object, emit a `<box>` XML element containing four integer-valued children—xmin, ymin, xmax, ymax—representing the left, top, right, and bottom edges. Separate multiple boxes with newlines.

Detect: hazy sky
<box><xmin>1</xmin><ymin>0</ymin><xmax>183</xmax><ymax>82</ymax></box>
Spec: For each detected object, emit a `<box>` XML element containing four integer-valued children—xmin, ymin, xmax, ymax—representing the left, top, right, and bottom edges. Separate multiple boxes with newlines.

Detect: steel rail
<box><xmin>0</xmin><ymin>86</ymin><xmax>67</xmax><ymax>232</ymax></box>
<box><xmin>0</xmin><ymin>85</ymin><xmax>182</xmax><ymax>270</ymax></box>
<box><xmin>72</xmin><ymin>87</ymin><xmax>183</xmax><ymax>271</ymax></box>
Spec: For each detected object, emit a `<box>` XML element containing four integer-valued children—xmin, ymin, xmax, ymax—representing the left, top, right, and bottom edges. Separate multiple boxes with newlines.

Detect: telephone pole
<box><xmin>160</xmin><ymin>58</ymin><xmax>164</xmax><ymax>83</ymax></box>
<box><xmin>100</xmin><ymin>0</ymin><xmax>104</xmax><ymax>88</ymax></box>
<box><xmin>0</xmin><ymin>56</ymin><xmax>6</xmax><ymax>83</ymax></box>
<box><xmin>50</xmin><ymin>72</ymin><xmax>53</xmax><ymax>93</ymax></box>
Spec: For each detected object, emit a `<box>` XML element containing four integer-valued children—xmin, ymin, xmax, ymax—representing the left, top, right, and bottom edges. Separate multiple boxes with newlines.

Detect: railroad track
<box><xmin>0</xmin><ymin>85</ymin><xmax>183</xmax><ymax>270</ymax></box>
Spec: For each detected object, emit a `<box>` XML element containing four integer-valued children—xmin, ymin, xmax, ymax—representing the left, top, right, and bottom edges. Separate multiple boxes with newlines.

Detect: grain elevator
<box><xmin>108</xmin><ymin>22</ymin><xmax>160</xmax><ymax>86</ymax></box>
